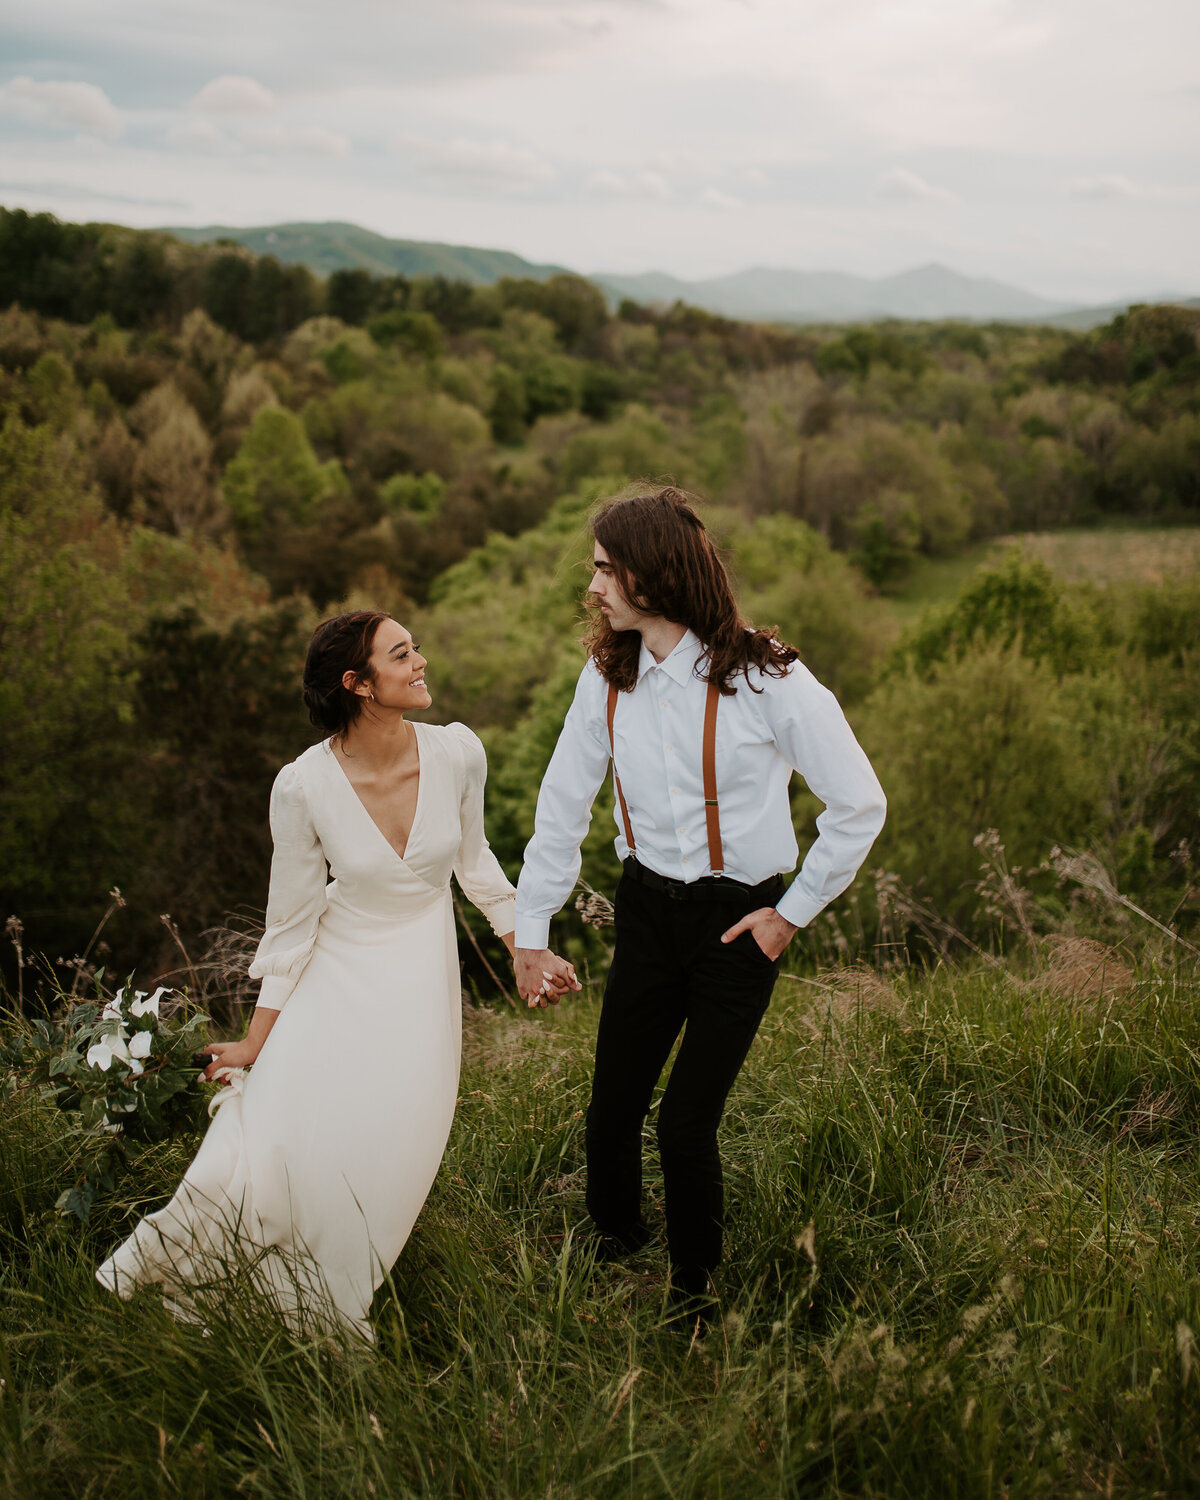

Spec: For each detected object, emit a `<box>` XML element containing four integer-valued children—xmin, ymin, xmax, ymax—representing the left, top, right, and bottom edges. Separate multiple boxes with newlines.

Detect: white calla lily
<box><xmin>87</xmin><ymin>1031</ymin><xmax>132</xmax><ymax>1070</ymax></box>
<box><xmin>128</xmin><ymin>1030</ymin><xmax>153</xmax><ymax>1060</ymax></box>
<box><xmin>129</xmin><ymin>987</ymin><xmax>167</xmax><ymax>1020</ymax></box>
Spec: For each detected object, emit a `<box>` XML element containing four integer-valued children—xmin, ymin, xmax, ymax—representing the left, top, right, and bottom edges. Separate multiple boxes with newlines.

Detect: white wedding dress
<box><xmin>97</xmin><ymin>722</ymin><xmax>516</xmax><ymax>1337</ymax></box>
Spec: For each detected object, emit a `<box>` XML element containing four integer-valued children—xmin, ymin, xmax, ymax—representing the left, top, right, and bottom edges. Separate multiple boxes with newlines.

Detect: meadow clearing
<box><xmin>4</xmin><ymin>935</ymin><xmax>1199</xmax><ymax>1498</ymax></box>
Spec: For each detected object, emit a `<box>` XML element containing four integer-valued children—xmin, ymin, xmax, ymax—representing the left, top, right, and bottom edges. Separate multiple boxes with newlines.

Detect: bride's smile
<box><xmin>358</xmin><ymin>619</ymin><xmax>432</xmax><ymax>712</ymax></box>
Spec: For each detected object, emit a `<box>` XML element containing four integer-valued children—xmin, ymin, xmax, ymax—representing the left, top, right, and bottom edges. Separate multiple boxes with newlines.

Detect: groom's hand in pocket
<box><xmin>720</xmin><ymin>907</ymin><xmax>798</xmax><ymax>963</ymax></box>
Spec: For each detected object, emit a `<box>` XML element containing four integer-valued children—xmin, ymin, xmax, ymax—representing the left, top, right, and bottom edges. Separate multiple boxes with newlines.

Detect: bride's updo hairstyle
<box><xmin>303</xmin><ymin>610</ymin><xmax>392</xmax><ymax>737</ymax></box>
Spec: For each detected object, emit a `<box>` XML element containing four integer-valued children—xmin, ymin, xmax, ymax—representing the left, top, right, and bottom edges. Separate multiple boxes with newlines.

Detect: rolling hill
<box><xmin>592</xmin><ymin>262</ymin><xmax>1072</xmax><ymax>322</ymax></box>
<box><xmin>159</xmin><ymin>220</ymin><xmax>1195</xmax><ymax>327</ymax></box>
<box><xmin>162</xmin><ymin>220</ymin><xmax>569</xmax><ymax>284</ymax></box>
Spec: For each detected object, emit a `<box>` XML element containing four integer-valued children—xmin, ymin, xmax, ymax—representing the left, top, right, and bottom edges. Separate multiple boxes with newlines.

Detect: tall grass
<box><xmin>3</xmin><ymin>951</ymin><xmax>1200</xmax><ymax>1496</ymax></box>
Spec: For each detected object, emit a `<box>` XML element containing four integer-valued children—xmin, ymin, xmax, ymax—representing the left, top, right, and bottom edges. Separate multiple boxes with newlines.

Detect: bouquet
<box><xmin>2</xmin><ymin>981</ymin><xmax>214</xmax><ymax>1221</ymax></box>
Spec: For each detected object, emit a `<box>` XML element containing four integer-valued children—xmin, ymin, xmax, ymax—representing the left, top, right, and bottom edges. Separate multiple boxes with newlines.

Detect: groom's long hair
<box><xmin>585</xmin><ymin>485</ymin><xmax>798</xmax><ymax>695</ymax></box>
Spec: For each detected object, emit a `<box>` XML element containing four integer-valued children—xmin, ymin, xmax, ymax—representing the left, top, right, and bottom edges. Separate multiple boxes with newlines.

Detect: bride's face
<box><xmin>360</xmin><ymin>619</ymin><xmax>432</xmax><ymax>713</ymax></box>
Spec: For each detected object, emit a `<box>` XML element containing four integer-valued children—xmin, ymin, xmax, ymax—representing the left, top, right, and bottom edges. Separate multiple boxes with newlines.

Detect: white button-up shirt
<box><xmin>514</xmin><ymin>630</ymin><xmax>887</xmax><ymax>949</ymax></box>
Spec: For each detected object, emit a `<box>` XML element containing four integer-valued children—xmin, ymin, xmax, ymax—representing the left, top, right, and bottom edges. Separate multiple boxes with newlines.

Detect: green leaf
<box><xmin>56</xmin><ymin>1184</ymin><xmax>96</xmax><ymax>1223</ymax></box>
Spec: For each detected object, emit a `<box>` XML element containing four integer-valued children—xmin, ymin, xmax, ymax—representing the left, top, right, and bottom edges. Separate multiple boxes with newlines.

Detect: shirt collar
<box><xmin>636</xmin><ymin>628</ymin><xmax>705</xmax><ymax>687</ymax></box>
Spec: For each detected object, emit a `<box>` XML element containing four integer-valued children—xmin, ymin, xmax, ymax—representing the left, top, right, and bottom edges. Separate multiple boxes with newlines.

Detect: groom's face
<box><xmin>589</xmin><ymin>544</ymin><xmax>644</xmax><ymax>633</ymax></box>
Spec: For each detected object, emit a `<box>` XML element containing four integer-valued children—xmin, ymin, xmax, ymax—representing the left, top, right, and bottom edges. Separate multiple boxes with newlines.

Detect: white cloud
<box><xmin>650</xmin><ymin>148</ymin><xmax>711</xmax><ymax>177</ymax></box>
<box><xmin>0</xmin><ymin>76</ymin><xmax>121</xmax><ymax>136</ymax></box>
<box><xmin>698</xmin><ymin>186</ymin><xmax>742</xmax><ymax>212</ymax></box>
<box><xmin>588</xmin><ymin>169</ymin><xmax>627</xmax><ymax>194</ymax></box>
<box><xmin>166</xmin><ymin>118</ymin><xmax>238</xmax><ymax>153</ymax></box>
<box><xmin>1069</xmin><ymin>173</ymin><xmax>1199</xmax><ymax>204</ymax></box>
<box><xmin>587</xmin><ymin>167</ymin><xmax>671</xmax><ymax>200</ymax></box>
<box><xmin>189</xmin><ymin>74</ymin><xmax>277</xmax><ymax>114</ymax></box>
<box><xmin>877</xmin><ymin>166</ymin><xmax>956</xmax><ymax>202</ymax></box>
<box><xmin>245</xmin><ymin>124</ymin><xmax>351</xmax><ymax>158</ymax></box>
<box><xmin>635</xmin><ymin>169</ymin><xmax>671</xmax><ymax>200</ymax></box>
<box><xmin>2</xmin><ymin>0</ymin><xmax>1198</xmax><ymax>297</ymax></box>
<box><xmin>1071</xmin><ymin>173</ymin><xmax>1140</xmax><ymax>200</ymax></box>
<box><xmin>393</xmin><ymin>133</ymin><xmax>555</xmax><ymax>190</ymax></box>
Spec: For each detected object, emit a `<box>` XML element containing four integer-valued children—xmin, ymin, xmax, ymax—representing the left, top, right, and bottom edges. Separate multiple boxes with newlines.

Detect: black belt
<box><xmin>622</xmin><ymin>856</ymin><xmax>784</xmax><ymax>904</ymax></box>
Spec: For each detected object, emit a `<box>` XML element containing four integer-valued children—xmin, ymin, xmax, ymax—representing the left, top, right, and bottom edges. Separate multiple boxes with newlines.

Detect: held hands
<box><xmin>721</xmin><ymin>906</ymin><xmax>799</xmax><ymax>963</ymax></box>
<box><xmin>514</xmin><ymin>947</ymin><xmax>583</xmax><ymax>1009</ymax></box>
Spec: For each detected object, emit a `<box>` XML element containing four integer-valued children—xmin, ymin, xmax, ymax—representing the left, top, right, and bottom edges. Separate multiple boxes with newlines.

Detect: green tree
<box><xmin>498</xmin><ymin>275</ymin><xmax>609</xmax><ymax>353</ymax></box>
<box><xmin>489</xmin><ymin>364</ymin><xmax>527</xmax><ymax>444</ymax></box>
<box><xmin>367</xmin><ymin>310</ymin><xmax>442</xmax><ymax>361</ymax></box>
<box><xmin>129</xmin><ymin>383</ymin><xmax>225</xmax><ymax>536</ymax></box>
<box><xmin>327</xmin><ymin>268</ymin><xmax>377</xmax><ymax>326</ymax></box>
<box><xmin>122</xmin><ymin>606</ymin><xmax>314</xmax><ymax>943</ymax></box>
<box><xmin>523</xmin><ymin>356</ymin><xmax>580</xmax><ymax>421</ymax></box>
<box><xmin>203</xmin><ymin>251</ymin><xmax>254</xmax><ymax>338</ymax></box>
<box><xmin>893</xmin><ymin>549</ymin><xmax>1100</xmax><ymax>680</ymax></box>
<box><xmin>850</xmin><ymin>491</ymin><xmax>921</xmax><ymax>589</ymax></box>
<box><xmin>859</xmin><ymin>642</ymin><xmax>1108</xmax><ymax>919</ymax></box>
<box><xmin>0</xmin><ymin>413</ymin><xmax>135</xmax><ymax>939</ymax></box>
<box><xmin>722</xmin><ymin>512</ymin><xmax>895</xmax><ymax>704</ymax></box>
<box><xmin>223</xmin><ymin>405</ymin><xmax>349</xmax><ymax>537</ymax></box>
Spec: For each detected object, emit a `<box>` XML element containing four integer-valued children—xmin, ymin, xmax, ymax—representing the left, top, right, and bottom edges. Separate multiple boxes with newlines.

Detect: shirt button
<box><xmin>666</xmin><ymin>744</ymin><xmax>673</xmax><ymax>752</ymax></box>
<box><xmin>682</xmin><ymin>855</ymin><xmax>690</xmax><ymax>863</ymax></box>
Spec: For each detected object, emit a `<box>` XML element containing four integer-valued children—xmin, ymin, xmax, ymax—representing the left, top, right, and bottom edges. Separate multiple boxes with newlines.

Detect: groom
<box><xmin>514</xmin><ymin>486</ymin><xmax>886</xmax><ymax>1315</ymax></box>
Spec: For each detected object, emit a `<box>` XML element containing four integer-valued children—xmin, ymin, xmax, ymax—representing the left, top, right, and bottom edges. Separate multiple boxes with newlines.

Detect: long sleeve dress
<box><xmin>97</xmin><ymin>721</ymin><xmax>516</xmax><ymax>1338</ymax></box>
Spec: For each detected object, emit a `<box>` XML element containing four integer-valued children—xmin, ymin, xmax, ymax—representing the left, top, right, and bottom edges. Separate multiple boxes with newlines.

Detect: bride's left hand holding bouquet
<box><xmin>2</xmin><ymin>979</ymin><xmax>215</xmax><ymax>1221</ymax></box>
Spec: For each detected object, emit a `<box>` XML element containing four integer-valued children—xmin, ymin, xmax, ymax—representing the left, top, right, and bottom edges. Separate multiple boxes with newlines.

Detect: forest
<box><xmin>2</xmin><ymin>203</ymin><xmax>1199</xmax><ymax>980</ymax></box>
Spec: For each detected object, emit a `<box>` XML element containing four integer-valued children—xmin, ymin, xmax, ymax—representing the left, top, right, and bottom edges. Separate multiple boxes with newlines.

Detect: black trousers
<box><xmin>585</xmin><ymin>864</ymin><xmax>782</xmax><ymax>1293</ymax></box>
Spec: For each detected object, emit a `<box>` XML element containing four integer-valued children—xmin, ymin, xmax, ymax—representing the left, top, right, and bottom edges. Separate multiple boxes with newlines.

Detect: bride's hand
<box><xmin>514</xmin><ymin>947</ymin><xmax>581</xmax><ymax>1008</ymax></box>
<box><xmin>202</xmin><ymin>1039</ymin><xmax>258</xmax><ymax>1082</ymax></box>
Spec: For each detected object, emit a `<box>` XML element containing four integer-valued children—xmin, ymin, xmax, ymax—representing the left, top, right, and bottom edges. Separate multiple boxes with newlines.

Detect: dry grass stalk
<box><xmin>192</xmin><ymin>915</ymin><xmax>266</xmax><ymax>1013</ymax></box>
<box><xmin>1048</xmin><ymin>846</ymin><xmax>1200</xmax><ymax>956</ymax></box>
<box><xmin>574</xmin><ymin>882</ymin><xmax>615</xmax><ymax>929</ymax></box>
<box><xmin>871</xmin><ymin>868</ymin><xmax>1005</xmax><ymax>969</ymax></box>
<box><xmin>973</xmin><ymin>829</ymin><xmax>1039</xmax><ymax>945</ymax></box>
<box><xmin>65</xmin><ymin>886</ymin><xmax>127</xmax><ymax>998</ymax></box>
<box><xmin>1036</xmin><ymin>935</ymin><xmax>1134</xmax><ymax>1002</ymax></box>
<box><xmin>6</xmin><ymin>914</ymin><xmax>25</xmax><ymax>1008</ymax></box>
<box><xmin>797</xmin><ymin>964</ymin><xmax>907</xmax><ymax>1044</ymax></box>
<box><xmin>1117</xmin><ymin>1083</ymin><xmax>1182</xmax><ymax>1141</ymax></box>
<box><xmin>461</xmin><ymin>1002</ymin><xmax>565</xmax><ymax>1072</ymax></box>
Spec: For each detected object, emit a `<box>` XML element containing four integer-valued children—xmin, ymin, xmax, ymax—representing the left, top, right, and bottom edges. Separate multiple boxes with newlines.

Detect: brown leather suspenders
<box><xmin>606</xmin><ymin>679</ymin><xmax>724</xmax><ymax>875</ymax></box>
<box><xmin>701</xmin><ymin>680</ymin><xmax>723</xmax><ymax>875</ymax></box>
<box><xmin>606</xmin><ymin>681</ymin><xmax>637</xmax><ymax>856</ymax></box>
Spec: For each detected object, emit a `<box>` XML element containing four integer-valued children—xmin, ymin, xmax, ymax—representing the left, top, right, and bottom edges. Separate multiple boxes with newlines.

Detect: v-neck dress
<box><xmin>97</xmin><ymin>722</ymin><xmax>516</xmax><ymax>1337</ymax></box>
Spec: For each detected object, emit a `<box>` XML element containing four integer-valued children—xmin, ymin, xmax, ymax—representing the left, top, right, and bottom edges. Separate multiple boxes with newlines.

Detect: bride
<box><xmin>97</xmin><ymin>610</ymin><xmax>577</xmax><ymax>1336</ymax></box>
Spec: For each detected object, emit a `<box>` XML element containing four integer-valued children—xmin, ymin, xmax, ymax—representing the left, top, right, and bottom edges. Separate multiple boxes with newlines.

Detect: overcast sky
<box><xmin>1</xmin><ymin>0</ymin><xmax>1197</xmax><ymax>302</ymax></box>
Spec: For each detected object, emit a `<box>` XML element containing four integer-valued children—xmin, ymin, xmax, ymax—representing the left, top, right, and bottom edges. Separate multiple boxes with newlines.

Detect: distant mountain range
<box><xmin>592</xmin><ymin>262</ymin><xmax>1073</xmax><ymax>323</ymax></box>
<box><xmin>160</xmin><ymin>219</ymin><xmax>1196</xmax><ymax>329</ymax></box>
<box><xmin>164</xmin><ymin>220</ymin><xmax>570</xmax><ymax>285</ymax></box>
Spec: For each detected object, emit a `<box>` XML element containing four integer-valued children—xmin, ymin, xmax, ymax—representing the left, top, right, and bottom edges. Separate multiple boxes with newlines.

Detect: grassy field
<box><xmin>4</xmin><ymin>944</ymin><xmax>1200</xmax><ymax>1498</ymax></box>
<box><xmin>884</xmin><ymin>525</ymin><xmax>1200</xmax><ymax>629</ymax></box>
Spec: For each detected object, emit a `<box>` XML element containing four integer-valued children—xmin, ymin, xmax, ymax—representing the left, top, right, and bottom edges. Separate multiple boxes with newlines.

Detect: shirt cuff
<box><xmin>514</xmin><ymin>914</ymin><xmax>552</xmax><ymax>950</ymax></box>
<box><xmin>255</xmin><ymin>974</ymin><xmax>296</xmax><ymax>1011</ymax></box>
<box><xmin>774</xmin><ymin>882</ymin><xmax>827</xmax><ymax>930</ymax></box>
